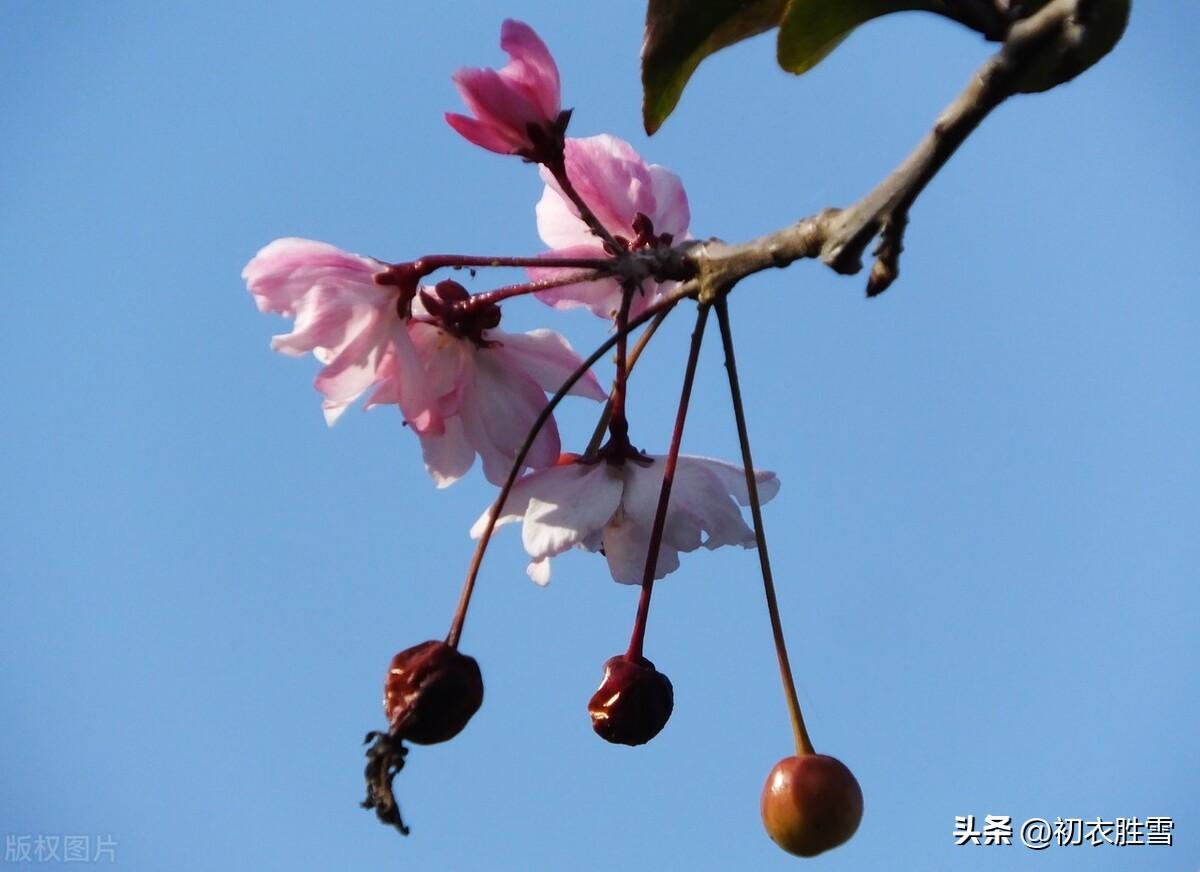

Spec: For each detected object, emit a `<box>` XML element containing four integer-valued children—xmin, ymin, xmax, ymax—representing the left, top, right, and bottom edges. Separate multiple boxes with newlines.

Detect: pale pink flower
<box><xmin>445</xmin><ymin>19</ymin><xmax>563</xmax><ymax>156</ymax></box>
<box><xmin>243</xmin><ymin>239</ymin><xmax>606</xmax><ymax>487</ymax></box>
<box><xmin>529</xmin><ymin>134</ymin><xmax>690</xmax><ymax>320</ymax></box>
<box><xmin>472</xmin><ymin>454</ymin><xmax>779</xmax><ymax>585</ymax></box>
<box><xmin>404</xmin><ymin>289</ymin><xmax>607</xmax><ymax>486</ymax></box>
<box><xmin>243</xmin><ymin>237</ymin><xmax>438</xmax><ymax>431</ymax></box>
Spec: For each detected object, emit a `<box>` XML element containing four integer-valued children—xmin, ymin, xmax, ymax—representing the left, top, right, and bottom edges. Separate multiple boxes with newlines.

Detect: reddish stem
<box><xmin>545</xmin><ymin>156</ymin><xmax>622</xmax><ymax>252</ymax></box>
<box><xmin>607</xmin><ymin>283</ymin><xmax>636</xmax><ymax>449</ymax></box>
<box><xmin>412</xmin><ymin>253</ymin><xmax>615</xmax><ymax>274</ymax></box>
<box><xmin>445</xmin><ymin>284</ymin><xmax>696</xmax><ymax>649</ymax></box>
<box><xmin>626</xmin><ymin>302</ymin><xmax>711</xmax><ymax>661</ymax></box>
<box><xmin>584</xmin><ymin>303</ymin><xmax>675</xmax><ymax>458</ymax></box>
<box><xmin>469</xmin><ymin>271</ymin><xmax>605</xmax><ymax>308</ymax></box>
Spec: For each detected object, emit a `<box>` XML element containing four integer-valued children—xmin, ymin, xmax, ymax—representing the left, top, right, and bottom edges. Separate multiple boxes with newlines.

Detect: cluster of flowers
<box><xmin>243</xmin><ymin>20</ymin><xmax>778</xmax><ymax>587</ymax></box>
<box><xmin>245</xmin><ymin>20</ymin><xmax>866</xmax><ymax>857</ymax></box>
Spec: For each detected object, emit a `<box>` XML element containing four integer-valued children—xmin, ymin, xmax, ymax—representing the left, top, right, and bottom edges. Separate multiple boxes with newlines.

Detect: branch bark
<box><xmin>668</xmin><ymin>0</ymin><xmax>1096</xmax><ymax>299</ymax></box>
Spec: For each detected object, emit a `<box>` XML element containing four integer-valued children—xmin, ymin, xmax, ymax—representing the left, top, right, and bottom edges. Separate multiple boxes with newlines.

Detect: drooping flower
<box><xmin>529</xmin><ymin>135</ymin><xmax>690</xmax><ymax>320</ymax></box>
<box><xmin>243</xmin><ymin>237</ymin><xmax>438</xmax><ymax>431</ymax></box>
<box><xmin>472</xmin><ymin>453</ymin><xmax>779</xmax><ymax>585</ymax></box>
<box><xmin>445</xmin><ymin>19</ymin><xmax>565</xmax><ymax>158</ymax></box>
<box><xmin>243</xmin><ymin>239</ymin><xmax>606</xmax><ymax>487</ymax></box>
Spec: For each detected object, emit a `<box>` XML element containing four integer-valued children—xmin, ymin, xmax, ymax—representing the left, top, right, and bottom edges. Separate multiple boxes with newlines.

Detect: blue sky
<box><xmin>2</xmin><ymin>2</ymin><xmax>1196</xmax><ymax>870</ymax></box>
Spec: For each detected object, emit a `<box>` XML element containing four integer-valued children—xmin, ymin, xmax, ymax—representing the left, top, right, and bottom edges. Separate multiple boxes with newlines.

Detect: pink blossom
<box><xmin>529</xmin><ymin>135</ymin><xmax>690</xmax><ymax>320</ymax></box>
<box><xmin>472</xmin><ymin>454</ymin><xmax>779</xmax><ymax>585</ymax></box>
<box><xmin>445</xmin><ymin>19</ymin><xmax>563</xmax><ymax>156</ymax></box>
<box><xmin>242</xmin><ymin>237</ymin><xmax>438</xmax><ymax>432</ymax></box>
<box><xmin>243</xmin><ymin>239</ymin><xmax>606</xmax><ymax>487</ymax></box>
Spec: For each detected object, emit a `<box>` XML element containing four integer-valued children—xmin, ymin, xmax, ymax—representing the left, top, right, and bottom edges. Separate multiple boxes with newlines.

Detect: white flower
<box><xmin>472</xmin><ymin>454</ymin><xmax>779</xmax><ymax>585</ymax></box>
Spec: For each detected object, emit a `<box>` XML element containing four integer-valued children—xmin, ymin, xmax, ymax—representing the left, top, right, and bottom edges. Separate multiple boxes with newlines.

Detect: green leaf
<box><xmin>776</xmin><ymin>0</ymin><xmax>943</xmax><ymax>75</ymax></box>
<box><xmin>642</xmin><ymin>0</ymin><xmax>787</xmax><ymax>134</ymax></box>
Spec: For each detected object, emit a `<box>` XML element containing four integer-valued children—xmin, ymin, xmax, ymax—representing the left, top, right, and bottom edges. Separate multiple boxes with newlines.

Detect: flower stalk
<box><xmin>626</xmin><ymin>301</ymin><xmax>710</xmax><ymax>661</ymax></box>
<box><xmin>446</xmin><ymin>281</ymin><xmax>698</xmax><ymax>649</ymax></box>
<box><xmin>714</xmin><ymin>297</ymin><xmax>814</xmax><ymax>757</ymax></box>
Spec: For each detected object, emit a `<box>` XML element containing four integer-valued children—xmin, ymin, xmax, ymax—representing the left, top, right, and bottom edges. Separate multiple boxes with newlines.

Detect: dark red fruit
<box><xmin>760</xmin><ymin>754</ymin><xmax>863</xmax><ymax>857</ymax></box>
<box><xmin>587</xmin><ymin>654</ymin><xmax>673</xmax><ymax>746</ymax></box>
<box><xmin>363</xmin><ymin>640</ymin><xmax>484</xmax><ymax>834</ymax></box>
<box><xmin>383</xmin><ymin>640</ymin><xmax>484</xmax><ymax>743</ymax></box>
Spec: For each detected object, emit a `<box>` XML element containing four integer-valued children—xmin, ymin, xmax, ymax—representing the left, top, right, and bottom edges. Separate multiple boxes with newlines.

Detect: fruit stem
<box><xmin>714</xmin><ymin>297</ymin><xmax>815</xmax><ymax>757</ymax></box>
<box><xmin>607</xmin><ymin>282</ymin><xmax>636</xmax><ymax>449</ymax></box>
<box><xmin>627</xmin><ymin>302</ymin><xmax>710</xmax><ymax>661</ymax></box>
<box><xmin>446</xmin><ymin>282</ymin><xmax>697</xmax><ymax>649</ymax></box>
<box><xmin>584</xmin><ymin>303</ymin><xmax>675</xmax><ymax>457</ymax></box>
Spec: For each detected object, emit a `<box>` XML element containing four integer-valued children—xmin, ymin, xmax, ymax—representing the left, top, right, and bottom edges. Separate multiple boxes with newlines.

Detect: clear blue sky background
<box><xmin>2</xmin><ymin>3</ymin><xmax>1196</xmax><ymax>870</ymax></box>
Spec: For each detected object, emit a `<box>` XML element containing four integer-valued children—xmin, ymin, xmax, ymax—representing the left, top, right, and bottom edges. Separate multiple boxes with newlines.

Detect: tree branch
<box><xmin>673</xmin><ymin>0</ymin><xmax>1094</xmax><ymax>299</ymax></box>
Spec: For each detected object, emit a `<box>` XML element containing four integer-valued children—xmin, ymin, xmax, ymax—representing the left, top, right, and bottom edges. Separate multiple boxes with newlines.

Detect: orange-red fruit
<box><xmin>587</xmin><ymin>654</ymin><xmax>673</xmax><ymax>746</ymax></box>
<box><xmin>384</xmin><ymin>640</ymin><xmax>483</xmax><ymax>744</ymax></box>
<box><xmin>760</xmin><ymin>754</ymin><xmax>863</xmax><ymax>857</ymax></box>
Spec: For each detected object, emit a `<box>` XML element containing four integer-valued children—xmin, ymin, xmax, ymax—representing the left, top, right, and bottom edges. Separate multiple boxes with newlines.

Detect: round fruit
<box><xmin>587</xmin><ymin>654</ymin><xmax>673</xmax><ymax>746</ymax></box>
<box><xmin>384</xmin><ymin>640</ymin><xmax>483</xmax><ymax>744</ymax></box>
<box><xmin>760</xmin><ymin>754</ymin><xmax>863</xmax><ymax>857</ymax></box>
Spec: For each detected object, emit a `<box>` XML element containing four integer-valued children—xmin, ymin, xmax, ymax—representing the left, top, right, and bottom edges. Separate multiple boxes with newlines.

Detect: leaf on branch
<box><xmin>642</xmin><ymin>0</ymin><xmax>787</xmax><ymax>134</ymax></box>
<box><xmin>776</xmin><ymin>0</ymin><xmax>953</xmax><ymax>74</ymax></box>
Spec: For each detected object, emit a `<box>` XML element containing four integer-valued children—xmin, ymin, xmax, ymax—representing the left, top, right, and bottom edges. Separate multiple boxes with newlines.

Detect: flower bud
<box><xmin>760</xmin><ymin>754</ymin><xmax>863</xmax><ymax>857</ymax></box>
<box><xmin>587</xmin><ymin>654</ymin><xmax>673</xmax><ymax>746</ymax></box>
<box><xmin>384</xmin><ymin>640</ymin><xmax>483</xmax><ymax>744</ymax></box>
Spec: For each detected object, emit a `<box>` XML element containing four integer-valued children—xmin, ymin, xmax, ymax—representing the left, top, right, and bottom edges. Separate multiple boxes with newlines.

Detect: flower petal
<box><xmin>520</xmin><ymin>462</ymin><xmax>623</xmax><ymax>560</ymax></box>
<box><xmin>527</xmin><ymin>557</ymin><xmax>552</xmax><ymax>586</ymax></box>
<box><xmin>488</xmin><ymin>328</ymin><xmax>606</xmax><ymax>401</ymax></box>
<box><xmin>540</xmin><ymin>135</ymin><xmax>656</xmax><ymax>239</ymax></box>
<box><xmin>444</xmin><ymin>112</ymin><xmax>520</xmax><ymax>154</ymax></box>
<box><xmin>419</xmin><ymin>415</ymin><xmax>475</xmax><ymax>488</ymax></box>
<box><xmin>601</xmin><ymin>512</ymin><xmax>681</xmax><ymax>585</ymax></box>
<box><xmin>647</xmin><ymin>164</ymin><xmax>691</xmax><ymax>240</ymax></box>
<box><xmin>499</xmin><ymin>19</ymin><xmax>560</xmax><ymax>120</ymax></box>
<box><xmin>685</xmin><ymin>455</ymin><xmax>780</xmax><ymax>507</ymax></box>
<box><xmin>459</xmin><ymin>354</ymin><xmax>560</xmax><ymax>486</ymax></box>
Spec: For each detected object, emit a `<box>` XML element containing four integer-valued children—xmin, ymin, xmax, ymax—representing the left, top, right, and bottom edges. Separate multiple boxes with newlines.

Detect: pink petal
<box><xmin>453</xmin><ymin>67</ymin><xmax>544</xmax><ymax>139</ymax></box>
<box><xmin>365</xmin><ymin>321</ymin><xmax>443</xmax><ymax>435</ymax></box>
<box><xmin>459</xmin><ymin>354</ymin><xmax>560</xmax><ymax>486</ymax></box>
<box><xmin>242</xmin><ymin>237</ymin><xmax>382</xmax><ymax>316</ymax></box>
<box><xmin>444</xmin><ymin>112</ymin><xmax>521</xmax><ymax>155</ymax></box>
<box><xmin>499</xmin><ymin>19</ymin><xmax>560</xmax><ymax>120</ymax></box>
<box><xmin>535</xmin><ymin>185</ymin><xmax>597</xmax><ymax>250</ymax></box>
<box><xmin>446</xmin><ymin>20</ymin><xmax>560</xmax><ymax>155</ymax></box>
<box><xmin>487</xmin><ymin>328</ymin><xmax>606</xmax><ymax>401</ymax></box>
<box><xmin>312</xmin><ymin>310</ymin><xmax>389</xmax><ymax>425</ymax></box>
<box><xmin>419</xmin><ymin>416</ymin><xmax>475</xmax><ymax>488</ymax></box>
<box><xmin>537</xmin><ymin>135</ymin><xmax>655</xmax><ymax>241</ymax></box>
<box><xmin>647</xmin><ymin>164</ymin><xmax>691</xmax><ymax>239</ymax></box>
